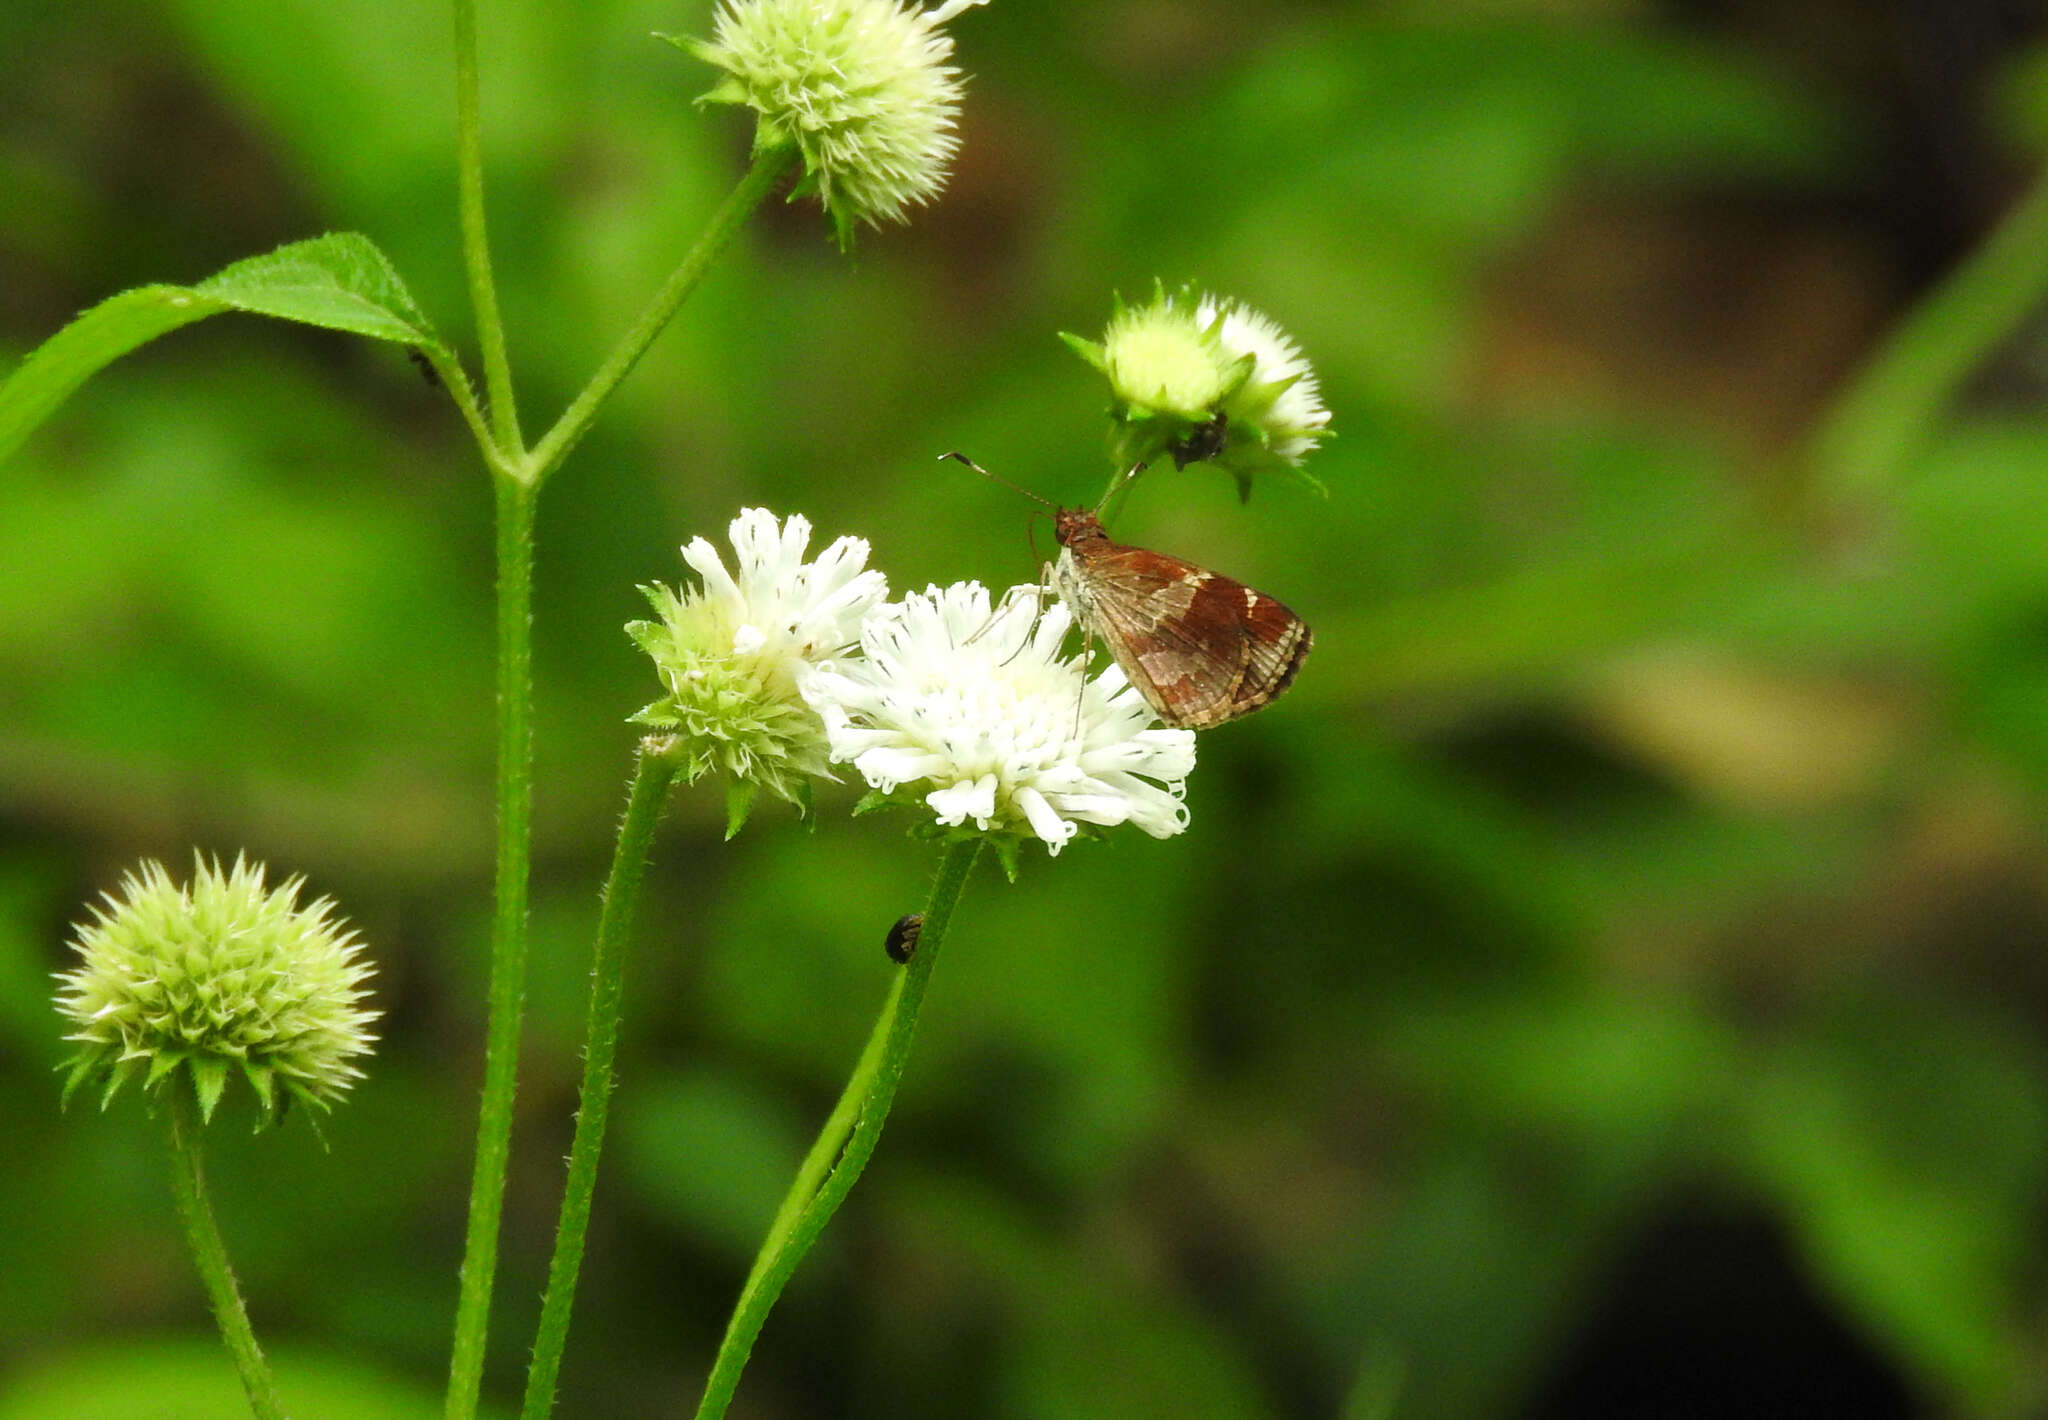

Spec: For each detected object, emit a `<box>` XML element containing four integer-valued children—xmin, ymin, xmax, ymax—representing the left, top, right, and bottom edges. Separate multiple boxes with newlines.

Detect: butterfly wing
<box><xmin>1067</xmin><ymin>541</ymin><xmax>1312</xmax><ymax>729</ymax></box>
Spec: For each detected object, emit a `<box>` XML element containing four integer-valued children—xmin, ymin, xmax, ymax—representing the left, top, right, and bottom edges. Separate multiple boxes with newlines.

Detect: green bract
<box><xmin>56</xmin><ymin>856</ymin><xmax>377</xmax><ymax>1127</ymax></box>
<box><xmin>682</xmin><ymin>0</ymin><xmax>990</xmax><ymax>247</ymax></box>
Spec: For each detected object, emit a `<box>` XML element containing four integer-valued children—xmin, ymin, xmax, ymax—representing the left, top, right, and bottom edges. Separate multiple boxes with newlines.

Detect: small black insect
<box><xmin>1169</xmin><ymin>410</ymin><xmax>1228</xmax><ymax>468</ymax></box>
<box><xmin>406</xmin><ymin>346</ymin><xmax>442</xmax><ymax>390</ymax></box>
<box><xmin>884</xmin><ymin>913</ymin><xmax>924</xmax><ymax>965</ymax></box>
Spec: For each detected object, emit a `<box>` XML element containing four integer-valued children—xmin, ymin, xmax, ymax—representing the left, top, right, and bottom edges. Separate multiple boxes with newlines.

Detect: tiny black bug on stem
<box><xmin>884</xmin><ymin>913</ymin><xmax>923</xmax><ymax>965</ymax></box>
<box><xmin>406</xmin><ymin>346</ymin><xmax>442</xmax><ymax>390</ymax></box>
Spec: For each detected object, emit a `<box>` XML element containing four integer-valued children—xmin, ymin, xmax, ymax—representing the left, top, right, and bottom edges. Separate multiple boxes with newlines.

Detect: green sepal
<box><xmin>189</xmin><ymin>1056</ymin><xmax>230</xmax><ymax>1124</ymax></box>
<box><xmin>725</xmin><ymin>778</ymin><xmax>758</xmax><ymax>840</ymax></box>
<box><xmin>1059</xmin><ymin>331</ymin><xmax>1107</xmax><ymax>373</ymax></box>
<box><xmin>793</xmin><ymin>778</ymin><xmax>817</xmax><ymax>830</ymax></box>
<box><xmin>99</xmin><ymin>1056</ymin><xmax>140</xmax><ymax>1112</ymax></box>
<box><xmin>624</xmin><ymin>614</ymin><xmax>668</xmax><ymax>658</ymax></box>
<box><xmin>1213</xmin><ymin>350</ymin><xmax>1257</xmax><ymax>405</ymax></box>
<box><xmin>242</xmin><ymin>1061</ymin><xmax>277</xmax><ymax>1125</ymax></box>
<box><xmin>992</xmin><ymin>834</ymin><xmax>1022</xmax><ymax>884</ymax></box>
<box><xmin>627</xmin><ymin>701</ymin><xmax>680</xmax><ymax>729</ymax></box>
<box><xmin>58</xmin><ymin>1049</ymin><xmax>104</xmax><ymax>1109</ymax></box>
<box><xmin>282</xmin><ymin>1084</ymin><xmax>333</xmax><ymax>1148</ymax></box>
<box><xmin>144</xmin><ymin>1048</ymin><xmax>188</xmax><ymax>1092</ymax></box>
<box><xmin>853</xmin><ymin>788</ymin><xmax>895</xmax><ymax>817</ymax></box>
<box><xmin>696</xmin><ymin>76</ymin><xmax>750</xmax><ymax>108</ymax></box>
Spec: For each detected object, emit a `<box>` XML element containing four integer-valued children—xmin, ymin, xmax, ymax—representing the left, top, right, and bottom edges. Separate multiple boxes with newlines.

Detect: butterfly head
<box><xmin>1054</xmin><ymin>506</ymin><xmax>1109</xmax><ymax>550</ymax></box>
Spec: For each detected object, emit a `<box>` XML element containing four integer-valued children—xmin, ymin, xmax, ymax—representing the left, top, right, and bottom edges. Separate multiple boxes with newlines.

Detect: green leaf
<box><xmin>0</xmin><ymin>233</ymin><xmax>449</xmax><ymax>465</ymax></box>
<box><xmin>197</xmin><ymin>233</ymin><xmax>439</xmax><ymax>343</ymax></box>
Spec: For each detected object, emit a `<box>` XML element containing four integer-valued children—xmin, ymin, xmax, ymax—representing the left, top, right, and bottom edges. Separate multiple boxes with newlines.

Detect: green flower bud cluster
<box><xmin>56</xmin><ymin>856</ymin><xmax>377</xmax><ymax>1127</ymax></box>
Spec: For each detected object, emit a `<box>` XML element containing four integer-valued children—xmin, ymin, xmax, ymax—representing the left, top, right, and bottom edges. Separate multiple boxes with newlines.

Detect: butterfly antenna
<box><xmin>941</xmin><ymin>451</ymin><xmax>1057</xmax><ymax>510</ymax></box>
<box><xmin>1092</xmin><ymin>461</ymin><xmax>1147</xmax><ymax>516</ymax></box>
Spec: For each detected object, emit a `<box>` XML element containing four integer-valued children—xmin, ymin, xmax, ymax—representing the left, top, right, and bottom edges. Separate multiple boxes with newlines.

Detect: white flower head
<box><xmin>686</xmin><ymin>0</ymin><xmax>993</xmax><ymax>247</ymax></box>
<box><xmin>1063</xmin><ymin>283</ymin><xmax>1331</xmax><ymax>497</ymax></box>
<box><xmin>803</xmin><ymin>581</ymin><xmax>1197</xmax><ymax>857</ymax></box>
<box><xmin>1196</xmin><ymin>294</ymin><xmax>1331</xmax><ymax>466</ymax></box>
<box><xmin>629</xmin><ymin>508</ymin><xmax>888</xmax><ymax>819</ymax></box>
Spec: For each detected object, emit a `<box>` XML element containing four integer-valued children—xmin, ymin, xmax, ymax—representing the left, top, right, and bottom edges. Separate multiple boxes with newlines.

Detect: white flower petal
<box><xmin>680</xmin><ymin>537</ymin><xmax>740</xmax><ymax>605</ymax></box>
<box><xmin>801</xmin><ymin>579</ymin><xmax>1196</xmax><ymax>853</ymax></box>
<box><xmin>927</xmin><ymin>774</ymin><xmax>997</xmax><ymax>828</ymax></box>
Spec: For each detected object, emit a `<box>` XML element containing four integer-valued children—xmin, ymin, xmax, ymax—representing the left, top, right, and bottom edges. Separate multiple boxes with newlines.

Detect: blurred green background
<box><xmin>8</xmin><ymin>0</ymin><xmax>2048</xmax><ymax>1415</ymax></box>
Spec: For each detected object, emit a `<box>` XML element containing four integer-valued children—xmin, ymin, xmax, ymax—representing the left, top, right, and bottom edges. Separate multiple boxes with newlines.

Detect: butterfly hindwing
<box><xmin>1068</xmin><ymin>540</ymin><xmax>1312</xmax><ymax>729</ymax></box>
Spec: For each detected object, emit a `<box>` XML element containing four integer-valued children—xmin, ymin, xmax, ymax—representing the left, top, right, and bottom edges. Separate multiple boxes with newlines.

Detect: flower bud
<box><xmin>684</xmin><ymin>0</ymin><xmax>992</xmax><ymax>247</ymax></box>
<box><xmin>56</xmin><ymin>856</ymin><xmax>377</xmax><ymax>1127</ymax></box>
<box><xmin>1064</xmin><ymin>284</ymin><xmax>1331</xmax><ymax>498</ymax></box>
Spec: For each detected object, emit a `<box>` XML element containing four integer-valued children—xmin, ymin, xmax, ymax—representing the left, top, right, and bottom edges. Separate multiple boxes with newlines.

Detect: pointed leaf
<box><xmin>1</xmin><ymin>232</ymin><xmax>450</xmax><ymax>464</ymax></box>
<box><xmin>198</xmin><ymin>233</ymin><xmax>439</xmax><ymax>345</ymax></box>
<box><xmin>853</xmin><ymin>788</ymin><xmax>894</xmax><ymax>817</ymax></box>
<box><xmin>0</xmin><ymin>287</ymin><xmax>225</xmax><ymax>463</ymax></box>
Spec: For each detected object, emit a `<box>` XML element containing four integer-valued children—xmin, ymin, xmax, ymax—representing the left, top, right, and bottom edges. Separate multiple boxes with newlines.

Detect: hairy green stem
<box><xmin>415</xmin><ymin>345</ymin><xmax>509</xmax><ymax>476</ymax></box>
<box><xmin>520</xmin><ymin>742</ymin><xmax>679</xmax><ymax>1420</ymax></box>
<box><xmin>692</xmin><ymin>839</ymin><xmax>982</xmax><ymax>1420</ymax></box>
<box><xmin>526</xmin><ymin>145</ymin><xmax>796</xmax><ymax>487</ymax></box>
<box><xmin>1807</xmin><ymin>160</ymin><xmax>2048</xmax><ymax>499</ymax></box>
<box><xmin>446</xmin><ymin>473</ymin><xmax>539</xmax><ymax>1420</ymax></box>
<box><xmin>167</xmin><ymin>1092</ymin><xmax>288</xmax><ymax>1420</ymax></box>
<box><xmin>454</xmin><ymin>0</ymin><xmax>521</xmax><ymax>455</ymax></box>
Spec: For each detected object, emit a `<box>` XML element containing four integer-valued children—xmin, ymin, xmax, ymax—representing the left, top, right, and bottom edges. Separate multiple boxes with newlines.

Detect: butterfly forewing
<box><xmin>1062</xmin><ymin>533</ymin><xmax>1312</xmax><ymax>730</ymax></box>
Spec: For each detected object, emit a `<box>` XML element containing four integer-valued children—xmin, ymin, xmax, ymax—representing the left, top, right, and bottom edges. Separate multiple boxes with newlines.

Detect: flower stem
<box><xmin>166</xmin><ymin>1091</ymin><xmax>288</xmax><ymax>1420</ymax></box>
<box><xmin>519</xmin><ymin>741</ymin><xmax>679</xmax><ymax>1420</ymax></box>
<box><xmin>692</xmin><ymin>839</ymin><xmax>982</xmax><ymax>1420</ymax></box>
<box><xmin>525</xmin><ymin>145</ymin><xmax>797</xmax><ymax>488</ymax></box>
<box><xmin>454</xmin><ymin>0</ymin><xmax>521</xmax><ymax>455</ymax></box>
<box><xmin>1806</xmin><ymin>160</ymin><xmax>2048</xmax><ymax>501</ymax></box>
<box><xmin>446</xmin><ymin>471</ymin><xmax>539</xmax><ymax>1420</ymax></box>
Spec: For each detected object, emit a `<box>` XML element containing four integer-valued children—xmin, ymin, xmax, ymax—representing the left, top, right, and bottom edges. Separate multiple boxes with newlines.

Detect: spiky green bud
<box><xmin>55</xmin><ymin>856</ymin><xmax>377</xmax><ymax>1127</ymax></box>
<box><xmin>682</xmin><ymin>0</ymin><xmax>991</xmax><ymax>248</ymax></box>
<box><xmin>1064</xmin><ymin>284</ymin><xmax>1332</xmax><ymax>498</ymax></box>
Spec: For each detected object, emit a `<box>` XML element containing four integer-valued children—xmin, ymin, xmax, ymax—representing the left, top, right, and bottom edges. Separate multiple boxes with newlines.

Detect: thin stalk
<box><xmin>1806</xmin><ymin>160</ymin><xmax>2048</xmax><ymax>500</ymax></box>
<box><xmin>454</xmin><ymin>0</ymin><xmax>521</xmax><ymax>453</ymax></box>
<box><xmin>526</xmin><ymin>145</ymin><xmax>797</xmax><ymax>487</ymax></box>
<box><xmin>692</xmin><ymin>839</ymin><xmax>982</xmax><ymax>1420</ymax></box>
<box><xmin>446</xmin><ymin>472</ymin><xmax>540</xmax><ymax>1420</ymax></box>
<box><xmin>415</xmin><ymin>345</ymin><xmax>513</xmax><ymax>478</ymax></box>
<box><xmin>519</xmin><ymin>742</ymin><xmax>679</xmax><ymax>1420</ymax></box>
<box><xmin>166</xmin><ymin>1091</ymin><xmax>287</xmax><ymax>1420</ymax></box>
